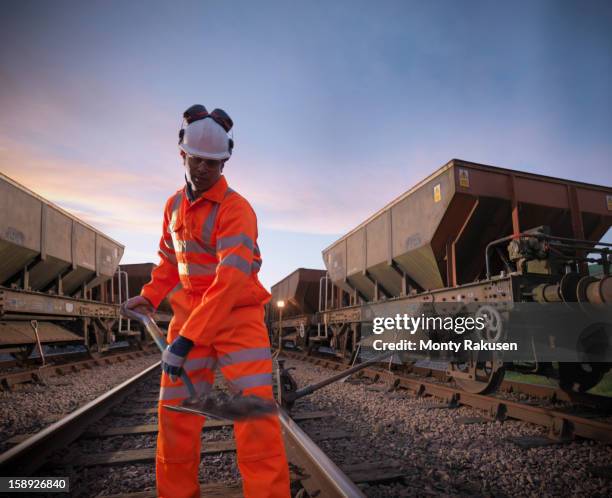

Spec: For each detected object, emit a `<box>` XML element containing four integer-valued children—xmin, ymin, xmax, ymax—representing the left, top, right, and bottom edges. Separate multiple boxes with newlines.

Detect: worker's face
<box><xmin>184</xmin><ymin>154</ymin><xmax>225</xmax><ymax>193</ymax></box>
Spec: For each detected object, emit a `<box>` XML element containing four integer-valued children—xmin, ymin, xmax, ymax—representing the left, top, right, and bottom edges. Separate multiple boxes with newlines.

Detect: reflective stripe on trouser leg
<box><xmin>234</xmin><ymin>385</ymin><xmax>290</xmax><ymax>498</ymax></box>
<box><xmin>219</xmin><ymin>347</ymin><xmax>273</xmax><ymax>393</ymax></box>
<box><xmin>156</xmin><ymin>344</ymin><xmax>215</xmax><ymax>498</ymax></box>
<box><xmin>217</xmin><ymin>347</ymin><xmax>271</xmax><ymax>368</ymax></box>
<box><xmin>158</xmin><ymin>354</ymin><xmax>217</xmax><ymax>400</ymax></box>
<box><xmin>226</xmin><ymin>372</ymin><xmax>273</xmax><ymax>393</ymax></box>
<box><xmin>159</xmin><ymin>378</ymin><xmax>212</xmax><ymax>401</ymax></box>
<box><xmin>215</xmin><ymin>307</ymin><xmax>290</xmax><ymax>498</ymax></box>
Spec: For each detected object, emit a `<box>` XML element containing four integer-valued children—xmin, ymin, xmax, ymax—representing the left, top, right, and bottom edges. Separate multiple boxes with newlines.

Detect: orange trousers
<box><xmin>156</xmin><ymin>292</ymin><xmax>290</xmax><ymax>498</ymax></box>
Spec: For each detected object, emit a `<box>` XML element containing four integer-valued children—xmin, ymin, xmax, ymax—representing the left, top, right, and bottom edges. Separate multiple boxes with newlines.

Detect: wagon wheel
<box><xmin>126</xmin><ymin>334</ymin><xmax>143</xmax><ymax>350</ymax></box>
<box><xmin>10</xmin><ymin>344</ymin><xmax>35</xmax><ymax>365</ymax></box>
<box><xmin>451</xmin><ymin>306</ymin><xmax>506</xmax><ymax>394</ymax></box>
<box><xmin>452</xmin><ymin>355</ymin><xmax>506</xmax><ymax>394</ymax></box>
<box><xmin>295</xmin><ymin>323</ymin><xmax>308</xmax><ymax>350</ymax></box>
<box><xmin>559</xmin><ymin>322</ymin><xmax>612</xmax><ymax>392</ymax></box>
<box><xmin>558</xmin><ymin>363</ymin><xmax>610</xmax><ymax>393</ymax></box>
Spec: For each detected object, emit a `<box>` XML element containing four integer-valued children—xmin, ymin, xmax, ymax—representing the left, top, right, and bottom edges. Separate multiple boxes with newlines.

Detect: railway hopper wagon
<box><xmin>268</xmin><ymin>268</ymin><xmax>327</xmax><ymax>349</ymax></box>
<box><xmin>0</xmin><ymin>172</ymin><xmax>126</xmax><ymax>359</ymax></box>
<box><xmin>280</xmin><ymin>159</ymin><xmax>612</xmax><ymax>394</ymax></box>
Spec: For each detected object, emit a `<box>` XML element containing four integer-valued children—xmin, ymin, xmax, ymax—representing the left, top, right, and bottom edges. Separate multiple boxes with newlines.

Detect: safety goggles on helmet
<box><xmin>178</xmin><ymin>105</ymin><xmax>234</xmax><ymax>145</ymax></box>
<box><xmin>185</xmin><ymin>153</ymin><xmax>225</xmax><ymax>170</ymax></box>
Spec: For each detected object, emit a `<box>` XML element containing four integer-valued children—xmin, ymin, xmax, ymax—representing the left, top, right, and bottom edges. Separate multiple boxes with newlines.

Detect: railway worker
<box><xmin>122</xmin><ymin>105</ymin><xmax>290</xmax><ymax>498</ymax></box>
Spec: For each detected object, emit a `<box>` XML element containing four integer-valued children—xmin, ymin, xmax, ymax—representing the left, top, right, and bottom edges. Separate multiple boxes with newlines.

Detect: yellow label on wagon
<box><xmin>433</xmin><ymin>183</ymin><xmax>441</xmax><ymax>202</ymax></box>
<box><xmin>459</xmin><ymin>168</ymin><xmax>470</xmax><ymax>188</ymax></box>
<box><xmin>607</xmin><ymin>195</ymin><xmax>612</xmax><ymax>211</ymax></box>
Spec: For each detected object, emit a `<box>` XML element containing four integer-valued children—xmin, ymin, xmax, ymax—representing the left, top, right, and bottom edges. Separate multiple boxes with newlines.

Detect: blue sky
<box><xmin>1</xmin><ymin>0</ymin><xmax>611</xmax><ymax>288</ymax></box>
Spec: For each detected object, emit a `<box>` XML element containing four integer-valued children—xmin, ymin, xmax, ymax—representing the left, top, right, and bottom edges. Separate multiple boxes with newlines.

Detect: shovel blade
<box><xmin>163</xmin><ymin>404</ymin><xmax>226</xmax><ymax>420</ymax></box>
<box><xmin>163</xmin><ymin>394</ymin><xmax>278</xmax><ymax>421</ymax></box>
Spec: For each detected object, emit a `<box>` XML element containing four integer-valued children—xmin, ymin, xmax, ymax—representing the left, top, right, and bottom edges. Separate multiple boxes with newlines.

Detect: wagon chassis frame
<box><xmin>0</xmin><ymin>286</ymin><xmax>120</xmax><ymax>320</ymax></box>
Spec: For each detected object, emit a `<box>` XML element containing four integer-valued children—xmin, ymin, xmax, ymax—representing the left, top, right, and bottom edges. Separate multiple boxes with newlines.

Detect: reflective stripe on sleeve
<box><xmin>218</xmin><ymin>348</ymin><xmax>271</xmax><ymax>368</ymax></box>
<box><xmin>159</xmin><ymin>380</ymin><xmax>212</xmax><ymax>401</ymax></box>
<box><xmin>254</xmin><ymin>243</ymin><xmax>261</xmax><ymax>257</ymax></box>
<box><xmin>229</xmin><ymin>373</ymin><xmax>273</xmax><ymax>391</ymax></box>
<box><xmin>251</xmin><ymin>259</ymin><xmax>262</xmax><ymax>273</ymax></box>
<box><xmin>219</xmin><ymin>254</ymin><xmax>251</xmax><ymax>274</ymax></box>
<box><xmin>216</xmin><ymin>233</ymin><xmax>254</xmax><ymax>252</ymax></box>
<box><xmin>178</xmin><ymin>262</ymin><xmax>218</xmax><ymax>276</ymax></box>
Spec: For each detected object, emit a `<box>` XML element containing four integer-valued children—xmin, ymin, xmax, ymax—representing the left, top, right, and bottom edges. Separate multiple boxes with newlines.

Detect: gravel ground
<box><xmin>31</xmin><ymin>367</ymin><xmax>241</xmax><ymax>497</ymax></box>
<box><xmin>284</xmin><ymin>356</ymin><xmax>612</xmax><ymax>497</ymax></box>
<box><xmin>0</xmin><ymin>355</ymin><xmax>160</xmax><ymax>452</ymax></box>
<box><xmin>45</xmin><ymin>420</ymin><xmax>241</xmax><ymax>496</ymax></box>
<box><xmin>100</xmin><ymin>413</ymin><xmax>160</xmax><ymax>428</ymax></box>
<box><xmin>1</xmin><ymin>355</ymin><xmax>247</xmax><ymax>497</ymax></box>
<box><xmin>46</xmin><ymin>455</ymin><xmax>241</xmax><ymax>497</ymax></box>
<box><xmin>67</xmin><ymin>425</ymin><xmax>236</xmax><ymax>455</ymax></box>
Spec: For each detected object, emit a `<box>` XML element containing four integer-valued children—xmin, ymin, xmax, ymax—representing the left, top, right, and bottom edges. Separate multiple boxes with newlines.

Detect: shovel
<box><xmin>120</xmin><ymin>306</ymin><xmax>277</xmax><ymax>421</ymax></box>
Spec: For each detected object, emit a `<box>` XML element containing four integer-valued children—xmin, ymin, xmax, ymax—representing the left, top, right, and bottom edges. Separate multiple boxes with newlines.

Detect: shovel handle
<box><xmin>121</xmin><ymin>305</ymin><xmax>197</xmax><ymax>398</ymax></box>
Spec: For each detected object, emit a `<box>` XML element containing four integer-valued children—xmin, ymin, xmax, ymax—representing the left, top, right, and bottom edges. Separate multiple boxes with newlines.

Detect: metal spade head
<box><xmin>164</xmin><ymin>392</ymin><xmax>278</xmax><ymax>421</ymax></box>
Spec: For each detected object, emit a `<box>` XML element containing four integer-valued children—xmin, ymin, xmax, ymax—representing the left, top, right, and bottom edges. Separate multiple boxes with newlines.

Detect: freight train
<box><xmin>0</xmin><ymin>173</ymin><xmax>164</xmax><ymax>362</ymax></box>
<box><xmin>267</xmin><ymin>159</ymin><xmax>612</xmax><ymax>395</ymax></box>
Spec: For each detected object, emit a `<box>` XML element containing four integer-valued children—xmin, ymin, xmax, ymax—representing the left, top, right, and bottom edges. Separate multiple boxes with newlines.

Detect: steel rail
<box><xmin>278</xmin><ymin>407</ymin><xmax>365</xmax><ymax>498</ymax></box>
<box><xmin>281</xmin><ymin>350</ymin><xmax>612</xmax><ymax>443</ymax></box>
<box><xmin>0</xmin><ymin>361</ymin><xmax>160</xmax><ymax>475</ymax></box>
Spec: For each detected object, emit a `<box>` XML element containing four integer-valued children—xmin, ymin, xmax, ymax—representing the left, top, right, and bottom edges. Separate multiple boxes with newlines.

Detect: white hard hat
<box><xmin>179</xmin><ymin>117</ymin><xmax>232</xmax><ymax>160</ymax></box>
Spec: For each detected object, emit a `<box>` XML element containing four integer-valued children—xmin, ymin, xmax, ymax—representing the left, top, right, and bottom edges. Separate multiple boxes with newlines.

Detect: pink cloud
<box><xmin>227</xmin><ymin>151</ymin><xmax>435</xmax><ymax>235</ymax></box>
<box><xmin>0</xmin><ymin>141</ymin><xmax>168</xmax><ymax>236</ymax></box>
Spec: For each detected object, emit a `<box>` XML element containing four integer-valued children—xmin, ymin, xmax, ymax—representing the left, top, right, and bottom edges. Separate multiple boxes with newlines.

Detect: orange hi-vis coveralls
<box><xmin>141</xmin><ymin>175</ymin><xmax>290</xmax><ymax>498</ymax></box>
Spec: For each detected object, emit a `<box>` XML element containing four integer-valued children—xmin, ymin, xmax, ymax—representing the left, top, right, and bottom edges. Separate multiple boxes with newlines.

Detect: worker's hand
<box><xmin>161</xmin><ymin>335</ymin><xmax>194</xmax><ymax>382</ymax></box>
<box><xmin>121</xmin><ymin>295</ymin><xmax>155</xmax><ymax>317</ymax></box>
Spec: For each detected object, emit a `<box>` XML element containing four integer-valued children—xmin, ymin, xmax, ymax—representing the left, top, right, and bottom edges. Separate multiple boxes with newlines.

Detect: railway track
<box><xmin>280</xmin><ymin>353</ymin><xmax>612</xmax><ymax>496</ymax></box>
<box><xmin>0</xmin><ymin>348</ymin><xmax>155</xmax><ymax>390</ymax></box>
<box><xmin>0</xmin><ymin>360</ymin><xmax>376</xmax><ymax>497</ymax></box>
<box><xmin>0</xmin><ymin>362</ymin><xmax>161</xmax><ymax>475</ymax></box>
<box><xmin>1</xmin><ymin>349</ymin><xmax>611</xmax><ymax>496</ymax></box>
<box><xmin>280</xmin><ymin>349</ymin><xmax>612</xmax><ymax>444</ymax></box>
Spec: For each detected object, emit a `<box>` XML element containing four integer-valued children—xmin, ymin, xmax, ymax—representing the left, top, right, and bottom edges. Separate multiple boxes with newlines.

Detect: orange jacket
<box><xmin>141</xmin><ymin>176</ymin><xmax>271</xmax><ymax>345</ymax></box>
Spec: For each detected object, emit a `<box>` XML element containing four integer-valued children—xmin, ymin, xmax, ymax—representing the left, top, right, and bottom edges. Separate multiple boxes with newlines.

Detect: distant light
<box><xmin>277</xmin><ymin>300</ymin><xmax>285</xmax><ymax>308</ymax></box>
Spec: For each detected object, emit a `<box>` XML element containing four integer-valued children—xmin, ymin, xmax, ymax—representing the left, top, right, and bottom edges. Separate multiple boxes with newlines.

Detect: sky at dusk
<box><xmin>1</xmin><ymin>0</ymin><xmax>611</xmax><ymax>289</ymax></box>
